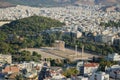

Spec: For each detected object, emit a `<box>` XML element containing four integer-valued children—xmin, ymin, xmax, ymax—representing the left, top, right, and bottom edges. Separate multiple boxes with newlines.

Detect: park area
<box><xmin>22</xmin><ymin>47</ymin><xmax>99</xmax><ymax>61</ymax></box>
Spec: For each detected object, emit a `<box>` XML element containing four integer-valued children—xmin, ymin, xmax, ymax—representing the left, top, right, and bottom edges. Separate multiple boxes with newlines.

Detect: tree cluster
<box><xmin>62</xmin><ymin>68</ymin><xmax>79</xmax><ymax>78</ymax></box>
<box><xmin>0</xmin><ymin>16</ymin><xmax>64</xmax><ymax>62</ymax></box>
<box><xmin>100</xmin><ymin>20</ymin><xmax>120</xmax><ymax>28</ymax></box>
<box><xmin>98</xmin><ymin>58</ymin><xmax>117</xmax><ymax>71</ymax></box>
<box><xmin>12</xmin><ymin>50</ymin><xmax>41</xmax><ymax>62</ymax></box>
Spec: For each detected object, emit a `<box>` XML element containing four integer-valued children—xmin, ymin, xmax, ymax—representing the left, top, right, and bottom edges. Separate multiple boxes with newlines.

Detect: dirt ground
<box><xmin>22</xmin><ymin>47</ymin><xmax>99</xmax><ymax>61</ymax></box>
<box><xmin>0</xmin><ymin>21</ymin><xmax>10</xmax><ymax>26</ymax></box>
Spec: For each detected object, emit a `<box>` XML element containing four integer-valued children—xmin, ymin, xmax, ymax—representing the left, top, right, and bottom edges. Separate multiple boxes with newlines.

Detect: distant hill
<box><xmin>95</xmin><ymin>0</ymin><xmax>120</xmax><ymax>5</ymax></box>
<box><xmin>0</xmin><ymin>0</ymin><xmax>120</xmax><ymax>8</ymax></box>
<box><xmin>0</xmin><ymin>0</ymin><xmax>74</xmax><ymax>7</ymax></box>
<box><xmin>0</xmin><ymin>0</ymin><xmax>15</xmax><ymax>8</ymax></box>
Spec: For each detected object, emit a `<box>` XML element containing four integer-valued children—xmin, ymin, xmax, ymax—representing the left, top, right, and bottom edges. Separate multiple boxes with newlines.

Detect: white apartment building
<box><xmin>107</xmin><ymin>53</ymin><xmax>120</xmax><ymax>61</ymax></box>
<box><xmin>106</xmin><ymin>65</ymin><xmax>120</xmax><ymax>79</ymax></box>
<box><xmin>77</xmin><ymin>76</ymin><xmax>88</xmax><ymax>80</ymax></box>
<box><xmin>89</xmin><ymin>72</ymin><xmax>109</xmax><ymax>80</ymax></box>
<box><xmin>76</xmin><ymin>61</ymin><xmax>99</xmax><ymax>76</ymax></box>
<box><xmin>66</xmin><ymin>76</ymin><xmax>88</xmax><ymax>80</ymax></box>
<box><xmin>84</xmin><ymin>63</ymin><xmax>99</xmax><ymax>76</ymax></box>
<box><xmin>51</xmin><ymin>73</ymin><xmax>65</xmax><ymax>80</ymax></box>
<box><xmin>0</xmin><ymin>54</ymin><xmax>12</xmax><ymax>64</ymax></box>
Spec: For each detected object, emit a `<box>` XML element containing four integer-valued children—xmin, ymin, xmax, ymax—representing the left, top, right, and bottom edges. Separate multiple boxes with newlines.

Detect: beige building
<box><xmin>106</xmin><ymin>6</ymin><xmax>116</xmax><ymax>12</ymax></box>
<box><xmin>0</xmin><ymin>54</ymin><xmax>12</xmax><ymax>64</ymax></box>
<box><xmin>54</xmin><ymin>40</ymin><xmax>65</xmax><ymax>51</ymax></box>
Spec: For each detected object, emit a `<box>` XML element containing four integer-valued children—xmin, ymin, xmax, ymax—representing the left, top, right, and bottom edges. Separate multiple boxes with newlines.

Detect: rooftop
<box><xmin>84</xmin><ymin>63</ymin><xmax>99</xmax><ymax>67</ymax></box>
<box><xmin>2</xmin><ymin>65</ymin><xmax>19</xmax><ymax>73</ymax></box>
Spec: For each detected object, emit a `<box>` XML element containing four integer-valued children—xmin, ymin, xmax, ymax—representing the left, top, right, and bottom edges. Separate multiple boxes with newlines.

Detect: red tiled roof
<box><xmin>2</xmin><ymin>66</ymin><xmax>19</xmax><ymax>73</ymax></box>
<box><xmin>84</xmin><ymin>63</ymin><xmax>99</xmax><ymax>67</ymax></box>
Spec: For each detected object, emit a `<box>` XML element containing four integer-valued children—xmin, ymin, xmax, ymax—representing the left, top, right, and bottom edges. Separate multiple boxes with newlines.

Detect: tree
<box><xmin>62</xmin><ymin>68</ymin><xmax>79</xmax><ymax>78</ymax></box>
<box><xmin>90</xmin><ymin>45</ymin><xmax>96</xmax><ymax>51</ymax></box>
<box><xmin>56</xmin><ymin>31</ymin><xmax>62</xmax><ymax>40</ymax></box>
<box><xmin>32</xmin><ymin>51</ymin><xmax>38</xmax><ymax>56</ymax></box>
<box><xmin>0</xmin><ymin>31</ymin><xmax>7</xmax><ymax>41</ymax></box>
<box><xmin>50</xmin><ymin>59</ymin><xmax>56</xmax><ymax>66</ymax></box>
<box><xmin>98</xmin><ymin>58</ymin><xmax>117</xmax><ymax>71</ymax></box>
<box><xmin>15</xmin><ymin>74</ymin><xmax>23</xmax><ymax>80</ymax></box>
<box><xmin>0</xmin><ymin>42</ymin><xmax>9</xmax><ymax>54</ymax></box>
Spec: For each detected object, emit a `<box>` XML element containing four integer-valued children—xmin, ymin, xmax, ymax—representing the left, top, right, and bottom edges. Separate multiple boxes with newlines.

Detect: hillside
<box><xmin>1</xmin><ymin>16</ymin><xmax>64</xmax><ymax>35</ymax></box>
<box><xmin>0</xmin><ymin>0</ymin><xmax>74</xmax><ymax>7</ymax></box>
<box><xmin>0</xmin><ymin>16</ymin><xmax>65</xmax><ymax>54</ymax></box>
<box><xmin>95</xmin><ymin>0</ymin><xmax>119</xmax><ymax>5</ymax></box>
<box><xmin>0</xmin><ymin>0</ymin><xmax>15</xmax><ymax>8</ymax></box>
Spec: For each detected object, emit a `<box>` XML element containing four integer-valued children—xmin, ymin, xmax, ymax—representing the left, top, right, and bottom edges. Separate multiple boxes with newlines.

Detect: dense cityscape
<box><xmin>0</xmin><ymin>1</ymin><xmax>120</xmax><ymax>80</ymax></box>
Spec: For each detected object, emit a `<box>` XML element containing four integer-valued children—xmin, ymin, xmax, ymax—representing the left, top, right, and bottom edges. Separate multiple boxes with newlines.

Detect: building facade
<box><xmin>89</xmin><ymin>72</ymin><xmax>109</xmax><ymax>80</ymax></box>
<box><xmin>54</xmin><ymin>40</ymin><xmax>65</xmax><ymax>51</ymax></box>
<box><xmin>0</xmin><ymin>54</ymin><xmax>12</xmax><ymax>64</ymax></box>
<box><xmin>107</xmin><ymin>53</ymin><xmax>120</xmax><ymax>61</ymax></box>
